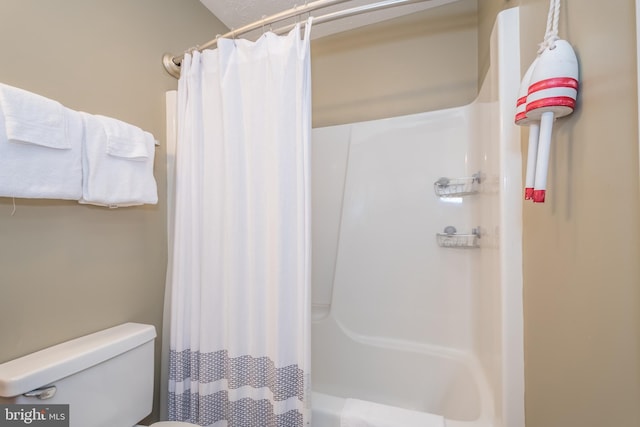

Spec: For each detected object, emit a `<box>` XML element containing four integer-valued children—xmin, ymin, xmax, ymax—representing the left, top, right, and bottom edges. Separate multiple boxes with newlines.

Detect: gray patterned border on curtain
<box><xmin>169</xmin><ymin>350</ymin><xmax>305</xmax><ymax>425</ymax></box>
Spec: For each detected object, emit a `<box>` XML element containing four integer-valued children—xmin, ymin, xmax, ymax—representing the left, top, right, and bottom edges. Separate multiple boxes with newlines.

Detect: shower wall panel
<box><xmin>313</xmin><ymin>106</ymin><xmax>479</xmax><ymax>351</ymax></box>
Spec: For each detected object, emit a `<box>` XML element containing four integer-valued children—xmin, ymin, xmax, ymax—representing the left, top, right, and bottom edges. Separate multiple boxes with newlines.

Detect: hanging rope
<box><xmin>550</xmin><ymin>0</ymin><xmax>561</xmax><ymax>48</ymax></box>
<box><xmin>538</xmin><ymin>0</ymin><xmax>561</xmax><ymax>54</ymax></box>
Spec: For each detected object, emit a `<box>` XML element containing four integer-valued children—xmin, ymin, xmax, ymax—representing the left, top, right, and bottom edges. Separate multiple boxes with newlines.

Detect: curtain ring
<box><xmin>230</xmin><ymin>28</ymin><xmax>237</xmax><ymax>46</ymax></box>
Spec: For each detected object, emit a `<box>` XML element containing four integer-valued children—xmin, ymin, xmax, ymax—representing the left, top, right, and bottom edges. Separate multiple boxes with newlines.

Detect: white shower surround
<box><xmin>309</xmin><ymin>7</ymin><xmax>523</xmax><ymax>427</ymax></box>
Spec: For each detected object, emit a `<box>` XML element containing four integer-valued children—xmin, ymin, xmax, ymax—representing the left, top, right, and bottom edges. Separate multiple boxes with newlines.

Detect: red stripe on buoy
<box><xmin>515</xmin><ymin>111</ymin><xmax>528</xmax><ymax>123</ymax></box>
<box><xmin>516</xmin><ymin>96</ymin><xmax>527</xmax><ymax>107</ymax></box>
<box><xmin>524</xmin><ymin>188</ymin><xmax>534</xmax><ymax>200</ymax></box>
<box><xmin>526</xmin><ymin>96</ymin><xmax>576</xmax><ymax>112</ymax></box>
<box><xmin>532</xmin><ymin>189</ymin><xmax>546</xmax><ymax>203</ymax></box>
<box><xmin>528</xmin><ymin>77</ymin><xmax>578</xmax><ymax>95</ymax></box>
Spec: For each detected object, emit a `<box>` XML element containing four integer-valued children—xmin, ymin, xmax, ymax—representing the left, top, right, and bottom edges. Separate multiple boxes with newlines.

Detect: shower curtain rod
<box><xmin>162</xmin><ymin>0</ymin><xmax>441</xmax><ymax>78</ymax></box>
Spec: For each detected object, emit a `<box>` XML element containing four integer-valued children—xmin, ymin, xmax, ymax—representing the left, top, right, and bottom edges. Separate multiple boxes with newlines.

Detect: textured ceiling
<box><xmin>199</xmin><ymin>0</ymin><xmax>469</xmax><ymax>39</ymax></box>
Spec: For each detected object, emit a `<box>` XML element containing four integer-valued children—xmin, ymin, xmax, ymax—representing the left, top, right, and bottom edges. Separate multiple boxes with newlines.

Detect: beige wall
<box><xmin>0</xmin><ymin>0</ymin><xmax>227</xmax><ymax>421</ymax></box>
<box><xmin>311</xmin><ymin>0</ymin><xmax>478</xmax><ymax>127</ymax></box>
<box><xmin>481</xmin><ymin>1</ymin><xmax>640</xmax><ymax>426</ymax></box>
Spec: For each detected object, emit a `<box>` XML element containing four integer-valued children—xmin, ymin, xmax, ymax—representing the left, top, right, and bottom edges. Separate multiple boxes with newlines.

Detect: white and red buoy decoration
<box><xmin>525</xmin><ymin>39</ymin><xmax>579</xmax><ymax>203</ymax></box>
<box><xmin>514</xmin><ymin>0</ymin><xmax>579</xmax><ymax>204</ymax></box>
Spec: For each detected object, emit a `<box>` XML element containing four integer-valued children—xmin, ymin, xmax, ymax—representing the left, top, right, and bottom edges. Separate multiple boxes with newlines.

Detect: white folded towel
<box><xmin>0</xmin><ymin>85</ymin><xmax>82</xmax><ymax>199</ymax></box>
<box><xmin>340</xmin><ymin>399</ymin><xmax>445</xmax><ymax>427</ymax></box>
<box><xmin>80</xmin><ymin>113</ymin><xmax>157</xmax><ymax>207</ymax></box>
<box><xmin>0</xmin><ymin>83</ymin><xmax>69</xmax><ymax>149</ymax></box>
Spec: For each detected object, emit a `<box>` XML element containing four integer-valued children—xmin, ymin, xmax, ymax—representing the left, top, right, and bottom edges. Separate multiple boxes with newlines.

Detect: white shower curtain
<box><xmin>167</xmin><ymin>20</ymin><xmax>312</xmax><ymax>427</ymax></box>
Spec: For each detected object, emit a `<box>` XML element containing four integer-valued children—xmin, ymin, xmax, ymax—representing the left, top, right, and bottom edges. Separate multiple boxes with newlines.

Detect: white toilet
<box><xmin>0</xmin><ymin>323</ymin><xmax>196</xmax><ymax>427</ymax></box>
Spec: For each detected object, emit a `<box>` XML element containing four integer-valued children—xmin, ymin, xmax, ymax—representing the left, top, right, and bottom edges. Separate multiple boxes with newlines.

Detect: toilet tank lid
<box><xmin>0</xmin><ymin>323</ymin><xmax>156</xmax><ymax>398</ymax></box>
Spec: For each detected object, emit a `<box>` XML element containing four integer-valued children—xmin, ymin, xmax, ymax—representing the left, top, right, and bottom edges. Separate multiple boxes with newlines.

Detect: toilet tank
<box><xmin>0</xmin><ymin>323</ymin><xmax>156</xmax><ymax>427</ymax></box>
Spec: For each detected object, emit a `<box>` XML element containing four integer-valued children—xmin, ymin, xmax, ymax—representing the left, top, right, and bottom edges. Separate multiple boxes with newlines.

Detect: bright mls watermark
<box><xmin>0</xmin><ymin>405</ymin><xmax>68</xmax><ymax>426</ymax></box>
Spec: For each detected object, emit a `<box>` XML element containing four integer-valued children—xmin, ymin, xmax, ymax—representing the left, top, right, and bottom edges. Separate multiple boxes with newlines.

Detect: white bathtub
<box><xmin>310</xmin><ymin>316</ymin><xmax>494</xmax><ymax>427</ymax></box>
